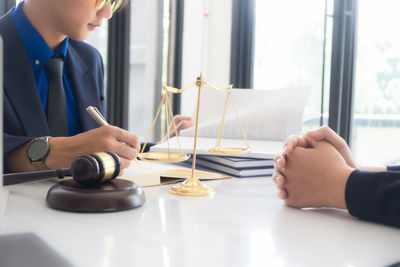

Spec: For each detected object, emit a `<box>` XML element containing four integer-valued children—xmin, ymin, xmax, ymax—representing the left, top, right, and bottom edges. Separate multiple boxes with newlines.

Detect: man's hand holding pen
<box><xmin>85</xmin><ymin>106</ymin><xmax>140</xmax><ymax>167</ymax></box>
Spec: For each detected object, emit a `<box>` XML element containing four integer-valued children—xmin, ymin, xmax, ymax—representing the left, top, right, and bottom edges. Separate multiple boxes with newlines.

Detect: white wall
<box><xmin>129</xmin><ymin>0</ymin><xmax>161</xmax><ymax>140</ymax></box>
<box><xmin>180</xmin><ymin>0</ymin><xmax>233</xmax><ymax>116</ymax></box>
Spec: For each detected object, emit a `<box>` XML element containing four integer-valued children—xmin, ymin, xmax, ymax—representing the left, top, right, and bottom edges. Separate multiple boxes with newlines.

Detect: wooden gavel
<box><xmin>4</xmin><ymin>151</ymin><xmax>121</xmax><ymax>187</ymax></box>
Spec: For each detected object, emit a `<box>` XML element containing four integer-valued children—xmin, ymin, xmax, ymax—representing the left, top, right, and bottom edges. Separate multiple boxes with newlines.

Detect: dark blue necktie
<box><xmin>44</xmin><ymin>58</ymin><xmax>68</xmax><ymax>136</ymax></box>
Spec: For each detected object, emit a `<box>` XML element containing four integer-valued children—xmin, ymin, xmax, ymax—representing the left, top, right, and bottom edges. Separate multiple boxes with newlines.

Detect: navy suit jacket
<box><xmin>0</xmin><ymin>10</ymin><xmax>105</xmax><ymax>171</ymax></box>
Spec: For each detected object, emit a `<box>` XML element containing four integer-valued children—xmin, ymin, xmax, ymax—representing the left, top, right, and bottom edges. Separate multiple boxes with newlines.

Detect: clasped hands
<box><xmin>272</xmin><ymin>126</ymin><xmax>356</xmax><ymax>209</ymax></box>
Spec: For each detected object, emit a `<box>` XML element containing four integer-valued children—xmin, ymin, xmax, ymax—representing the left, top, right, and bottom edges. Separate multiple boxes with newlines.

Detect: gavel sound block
<box><xmin>46</xmin><ymin>179</ymin><xmax>145</xmax><ymax>213</ymax></box>
<box><xmin>47</xmin><ymin>152</ymin><xmax>145</xmax><ymax>212</ymax></box>
<box><xmin>5</xmin><ymin>152</ymin><xmax>145</xmax><ymax>212</ymax></box>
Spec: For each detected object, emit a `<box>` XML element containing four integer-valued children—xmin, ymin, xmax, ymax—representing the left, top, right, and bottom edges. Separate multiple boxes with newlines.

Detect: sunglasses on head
<box><xmin>93</xmin><ymin>0</ymin><xmax>123</xmax><ymax>12</ymax></box>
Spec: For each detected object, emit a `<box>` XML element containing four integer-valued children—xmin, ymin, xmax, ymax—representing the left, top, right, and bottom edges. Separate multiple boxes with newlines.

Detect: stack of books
<box><xmin>187</xmin><ymin>155</ymin><xmax>274</xmax><ymax>178</ymax></box>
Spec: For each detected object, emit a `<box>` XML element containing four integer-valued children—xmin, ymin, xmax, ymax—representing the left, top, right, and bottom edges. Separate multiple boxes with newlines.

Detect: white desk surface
<box><xmin>1</xmin><ymin>177</ymin><xmax>400</xmax><ymax>267</ymax></box>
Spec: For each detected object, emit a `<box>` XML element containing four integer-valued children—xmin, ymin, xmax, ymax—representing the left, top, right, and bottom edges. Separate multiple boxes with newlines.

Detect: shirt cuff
<box><xmin>140</xmin><ymin>142</ymin><xmax>155</xmax><ymax>153</ymax></box>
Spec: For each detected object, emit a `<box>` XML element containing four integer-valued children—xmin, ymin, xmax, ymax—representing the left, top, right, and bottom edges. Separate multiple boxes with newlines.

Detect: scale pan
<box><xmin>138</xmin><ymin>152</ymin><xmax>190</xmax><ymax>162</ymax></box>
<box><xmin>206</xmin><ymin>147</ymin><xmax>250</xmax><ymax>155</ymax></box>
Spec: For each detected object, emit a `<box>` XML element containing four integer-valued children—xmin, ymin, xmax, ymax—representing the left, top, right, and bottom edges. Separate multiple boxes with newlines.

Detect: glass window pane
<box><xmin>86</xmin><ymin>20</ymin><xmax>108</xmax><ymax>64</ymax></box>
<box><xmin>85</xmin><ymin>21</ymin><xmax>108</xmax><ymax>107</ymax></box>
<box><xmin>85</xmin><ymin>21</ymin><xmax>109</xmax><ymax>72</ymax></box>
<box><xmin>128</xmin><ymin>0</ymin><xmax>164</xmax><ymax>141</ymax></box>
<box><xmin>351</xmin><ymin>0</ymin><xmax>400</xmax><ymax>166</ymax></box>
<box><xmin>254</xmin><ymin>0</ymin><xmax>333</xmax><ymax>130</ymax></box>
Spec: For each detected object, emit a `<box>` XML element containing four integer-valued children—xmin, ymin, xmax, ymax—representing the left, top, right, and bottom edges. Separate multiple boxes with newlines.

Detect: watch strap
<box><xmin>32</xmin><ymin>159</ymin><xmax>49</xmax><ymax>171</ymax></box>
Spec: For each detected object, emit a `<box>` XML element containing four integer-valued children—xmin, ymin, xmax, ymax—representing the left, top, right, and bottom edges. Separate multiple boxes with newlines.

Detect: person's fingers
<box><xmin>168</xmin><ymin>121</ymin><xmax>183</xmax><ymax>138</ymax></box>
<box><xmin>283</xmin><ymin>134</ymin><xmax>311</xmax><ymax>156</ymax></box>
<box><xmin>178</xmin><ymin>120</ymin><xmax>194</xmax><ymax>130</ymax></box>
<box><xmin>273</xmin><ymin>153</ymin><xmax>281</xmax><ymax>164</ymax></box>
<box><xmin>305</xmin><ymin>126</ymin><xmax>356</xmax><ymax>167</ymax></box>
<box><xmin>272</xmin><ymin>173</ymin><xmax>277</xmax><ymax>183</ymax></box>
<box><xmin>173</xmin><ymin>115</ymin><xmax>192</xmax><ymax>126</ymax></box>
<box><xmin>275</xmin><ymin>175</ymin><xmax>285</xmax><ymax>188</ymax></box>
<box><xmin>296</xmin><ymin>134</ymin><xmax>312</xmax><ymax>149</ymax></box>
<box><xmin>94</xmin><ymin>126</ymin><xmax>140</xmax><ymax>161</ymax></box>
<box><xmin>114</xmin><ymin>141</ymin><xmax>139</xmax><ymax>160</ymax></box>
<box><xmin>276</xmin><ymin>156</ymin><xmax>286</xmax><ymax>169</ymax></box>
<box><xmin>272</xmin><ymin>155</ymin><xmax>286</xmax><ymax>188</ymax></box>
<box><xmin>304</xmin><ymin>133</ymin><xmax>316</xmax><ymax>147</ymax></box>
<box><xmin>112</xmin><ymin>126</ymin><xmax>141</xmax><ymax>151</ymax></box>
<box><xmin>168</xmin><ymin>119</ymin><xmax>195</xmax><ymax>138</ymax></box>
<box><xmin>272</xmin><ymin>170</ymin><xmax>280</xmax><ymax>183</ymax></box>
<box><xmin>306</xmin><ymin>126</ymin><xmax>332</xmax><ymax>139</ymax></box>
<box><xmin>283</xmin><ymin>135</ymin><xmax>299</xmax><ymax>156</ymax></box>
<box><xmin>174</xmin><ymin>121</ymin><xmax>185</xmax><ymax>133</ymax></box>
<box><xmin>278</xmin><ymin>189</ymin><xmax>288</xmax><ymax>199</ymax></box>
<box><xmin>306</xmin><ymin>126</ymin><xmax>343</xmax><ymax>147</ymax></box>
<box><xmin>119</xmin><ymin>157</ymin><xmax>132</xmax><ymax>169</ymax></box>
<box><xmin>273</xmin><ymin>154</ymin><xmax>286</xmax><ymax>178</ymax></box>
<box><xmin>118</xmin><ymin>168</ymin><xmax>125</xmax><ymax>177</ymax></box>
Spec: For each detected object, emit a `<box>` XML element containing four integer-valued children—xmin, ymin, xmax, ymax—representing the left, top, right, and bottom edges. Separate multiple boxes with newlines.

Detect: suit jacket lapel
<box><xmin>2</xmin><ymin>13</ymin><xmax>50</xmax><ymax>137</ymax></box>
<box><xmin>66</xmin><ymin>44</ymin><xmax>101</xmax><ymax>132</ymax></box>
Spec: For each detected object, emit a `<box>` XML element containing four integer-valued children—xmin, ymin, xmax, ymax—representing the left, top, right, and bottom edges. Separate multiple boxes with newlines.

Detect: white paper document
<box><xmin>150</xmin><ymin>87</ymin><xmax>310</xmax><ymax>158</ymax></box>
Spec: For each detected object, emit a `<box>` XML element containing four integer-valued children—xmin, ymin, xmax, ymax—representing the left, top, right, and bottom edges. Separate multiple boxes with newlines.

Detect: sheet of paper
<box><xmin>180</xmin><ymin>87</ymin><xmax>310</xmax><ymax>141</ymax></box>
<box><xmin>121</xmin><ymin>162</ymin><xmax>181</xmax><ymax>186</ymax></box>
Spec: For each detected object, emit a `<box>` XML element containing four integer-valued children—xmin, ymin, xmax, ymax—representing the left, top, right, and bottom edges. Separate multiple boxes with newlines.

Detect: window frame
<box><xmin>231</xmin><ymin>0</ymin><xmax>358</xmax><ymax>143</ymax></box>
<box><xmin>106</xmin><ymin>3</ymin><xmax>132</xmax><ymax>129</ymax></box>
<box><xmin>328</xmin><ymin>0</ymin><xmax>358</xmax><ymax>144</ymax></box>
<box><xmin>230</xmin><ymin>0</ymin><xmax>255</xmax><ymax>89</ymax></box>
<box><xmin>167</xmin><ymin>0</ymin><xmax>185</xmax><ymax>115</ymax></box>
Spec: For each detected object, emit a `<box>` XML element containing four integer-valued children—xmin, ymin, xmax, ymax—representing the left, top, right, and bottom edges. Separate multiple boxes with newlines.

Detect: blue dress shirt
<box><xmin>12</xmin><ymin>2</ymin><xmax>82</xmax><ymax>136</ymax></box>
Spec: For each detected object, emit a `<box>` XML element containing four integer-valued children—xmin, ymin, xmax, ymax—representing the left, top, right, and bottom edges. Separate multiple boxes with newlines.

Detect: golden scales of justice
<box><xmin>138</xmin><ymin>73</ymin><xmax>250</xmax><ymax>196</ymax></box>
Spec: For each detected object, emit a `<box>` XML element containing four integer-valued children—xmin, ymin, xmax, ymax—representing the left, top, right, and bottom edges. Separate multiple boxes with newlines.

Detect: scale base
<box><xmin>169</xmin><ymin>177</ymin><xmax>214</xmax><ymax>196</ymax></box>
<box><xmin>46</xmin><ymin>179</ymin><xmax>145</xmax><ymax>212</ymax></box>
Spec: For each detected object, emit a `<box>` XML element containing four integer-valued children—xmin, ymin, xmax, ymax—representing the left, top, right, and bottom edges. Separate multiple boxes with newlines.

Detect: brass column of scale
<box><xmin>139</xmin><ymin>73</ymin><xmax>250</xmax><ymax>196</ymax></box>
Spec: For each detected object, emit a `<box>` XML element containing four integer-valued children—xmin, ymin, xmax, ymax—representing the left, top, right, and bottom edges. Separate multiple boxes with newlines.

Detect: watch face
<box><xmin>27</xmin><ymin>139</ymin><xmax>50</xmax><ymax>162</ymax></box>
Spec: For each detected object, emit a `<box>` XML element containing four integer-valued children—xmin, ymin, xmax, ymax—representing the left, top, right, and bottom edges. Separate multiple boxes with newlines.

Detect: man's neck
<box><xmin>22</xmin><ymin>1</ymin><xmax>66</xmax><ymax>51</ymax></box>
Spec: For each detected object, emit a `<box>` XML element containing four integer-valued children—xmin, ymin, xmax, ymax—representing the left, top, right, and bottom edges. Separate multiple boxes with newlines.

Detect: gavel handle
<box><xmin>3</xmin><ymin>168</ymin><xmax>71</xmax><ymax>186</ymax></box>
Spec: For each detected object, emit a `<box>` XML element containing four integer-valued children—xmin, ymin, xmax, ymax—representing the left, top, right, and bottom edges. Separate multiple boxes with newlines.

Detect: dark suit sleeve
<box><xmin>387</xmin><ymin>165</ymin><xmax>400</xmax><ymax>171</ymax></box>
<box><xmin>3</xmin><ymin>134</ymin><xmax>33</xmax><ymax>173</ymax></box>
<box><xmin>140</xmin><ymin>142</ymin><xmax>155</xmax><ymax>153</ymax></box>
<box><xmin>98</xmin><ymin>53</ymin><xmax>105</xmax><ymax>115</ymax></box>
<box><xmin>345</xmin><ymin>169</ymin><xmax>400</xmax><ymax>227</ymax></box>
<box><xmin>4</xmin><ymin>134</ymin><xmax>32</xmax><ymax>156</ymax></box>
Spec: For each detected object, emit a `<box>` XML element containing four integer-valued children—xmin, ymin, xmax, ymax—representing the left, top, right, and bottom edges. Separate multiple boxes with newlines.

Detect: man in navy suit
<box><xmin>2</xmin><ymin>0</ymin><xmax>194</xmax><ymax>173</ymax></box>
<box><xmin>1</xmin><ymin>0</ymin><xmax>142</xmax><ymax>173</ymax></box>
